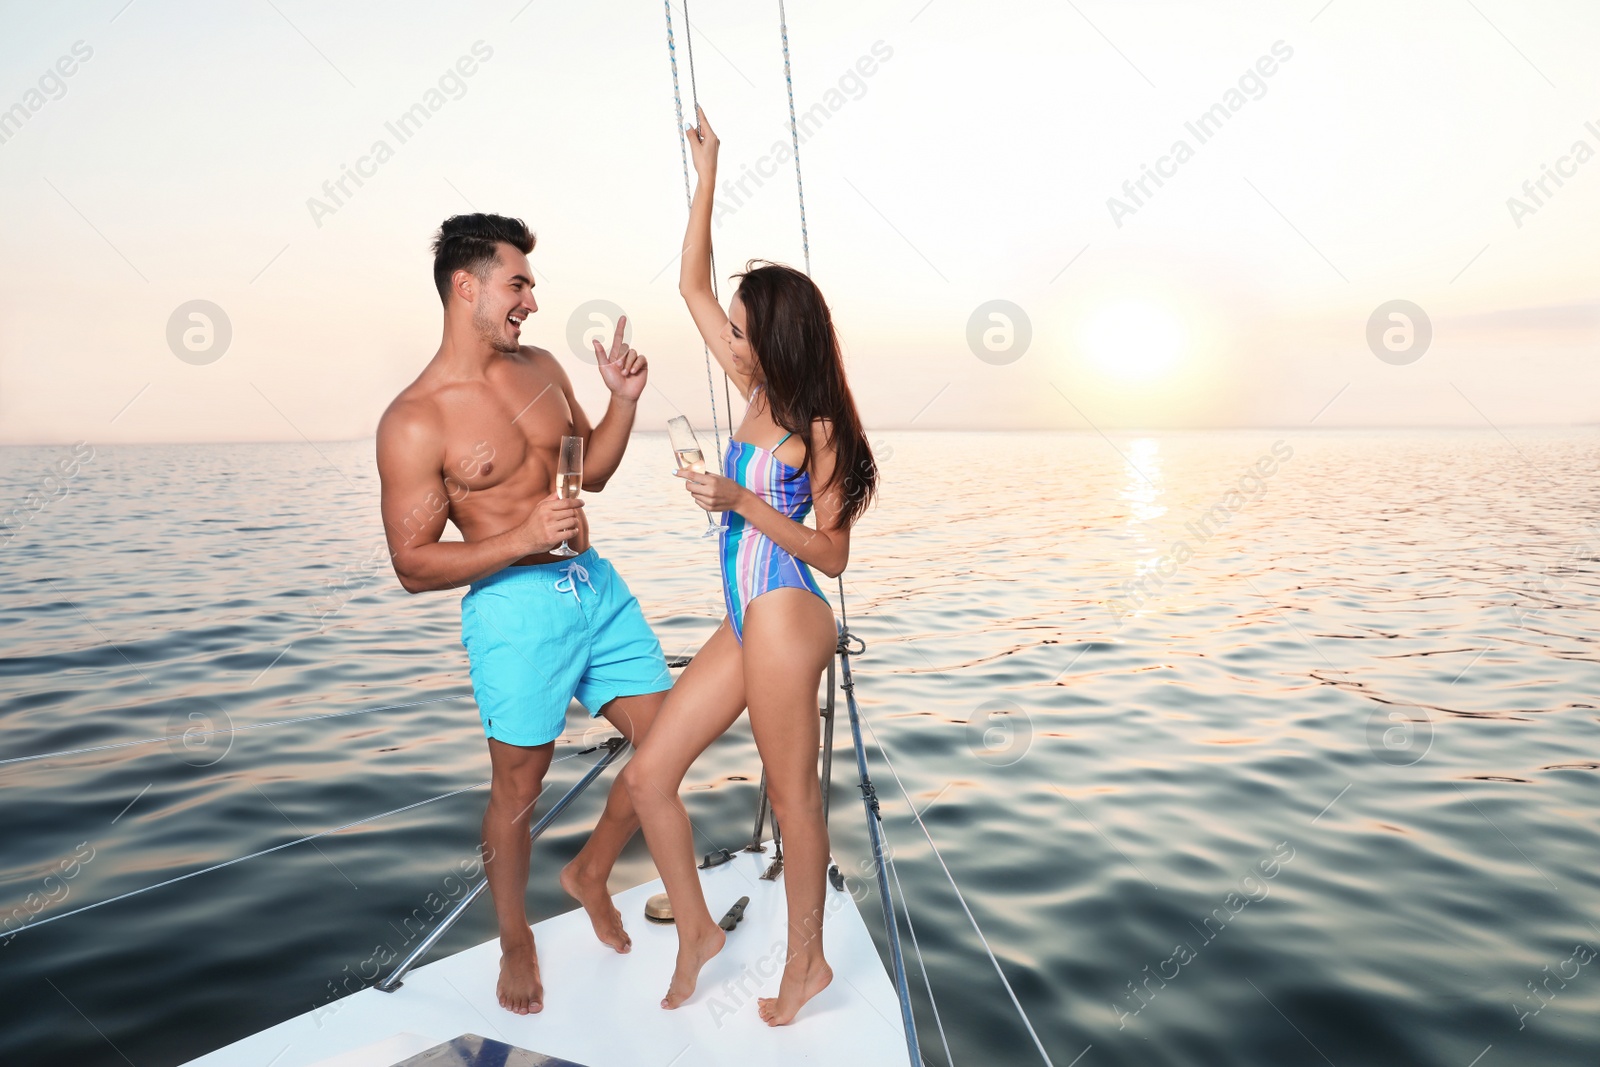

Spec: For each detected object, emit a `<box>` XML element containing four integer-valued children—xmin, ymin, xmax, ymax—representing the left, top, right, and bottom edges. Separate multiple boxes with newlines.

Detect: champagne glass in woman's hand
<box><xmin>667</xmin><ymin>416</ymin><xmax>721</xmax><ymax>537</ymax></box>
<box><xmin>685</xmin><ymin>104</ymin><xmax>719</xmax><ymax>175</ymax></box>
<box><xmin>549</xmin><ymin>435</ymin><xmax>583</xmax><ymax>558</ymax></box>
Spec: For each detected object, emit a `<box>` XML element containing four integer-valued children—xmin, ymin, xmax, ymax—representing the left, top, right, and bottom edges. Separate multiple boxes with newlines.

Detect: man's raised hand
<box><xmin>593</xmin><ymin>315</ymin><xmax>647</xmax><ymax>401</ymax></box>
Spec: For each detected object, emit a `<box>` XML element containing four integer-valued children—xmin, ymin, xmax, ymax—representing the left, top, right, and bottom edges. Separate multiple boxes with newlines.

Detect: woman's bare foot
<box><xmin>662</xmin><ymin>921</ymin><xmax>725</xmax><ymax>1009</ymax></box>
<box><xmin>497</xmin><ymin>932</ymin><xmax>544</xmax><ymax>1014</ymax></box>
<box><xmin>758</xmin><ymin>955</ymin><xmax>832</xmax><ymax>1026</ymax></box>
<box><xmin>560</xmin><ymin>858</ymin><xmax>631</xmax><ymax>953</ymax></box>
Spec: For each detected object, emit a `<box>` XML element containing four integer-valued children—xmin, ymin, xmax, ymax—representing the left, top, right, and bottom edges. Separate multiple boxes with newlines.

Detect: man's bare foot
<box><xmin>560</xmin><ymin>858</ymin><xmax>631</xmax><ymax>953</ymax></box>
<box><xmin>758</xmin><ymin>955</ymin><xmax>832</xmax><ymax>1026</ymax></box>
<box><xmin>497</xmin><ymin>932</ymin><xmax>544</xmax><ymax>1015</ymax></box>
<box><xmin>661</xmin><ymin>921</ymin><xmax>725</xmax><ymax>1009</ymax></box>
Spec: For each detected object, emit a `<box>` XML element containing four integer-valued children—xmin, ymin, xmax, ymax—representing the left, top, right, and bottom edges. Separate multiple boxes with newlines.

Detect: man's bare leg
<box><xmin>483</xmin><ymin>737</ymin><xmax>554</xmax><ymax>1014</ymax></box>
<box><xmin>560</xmin><ymin>689</ymin><xmax>668</xmax><ymax>952</ymax></box>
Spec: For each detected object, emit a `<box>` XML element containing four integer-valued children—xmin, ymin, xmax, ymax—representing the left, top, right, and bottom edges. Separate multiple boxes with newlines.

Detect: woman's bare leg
<box><xmin>621</xmin><ymin>619</ymin><xmax>748</xmax><ymax>1008</ymax></box>
<box><xmin>560</xmin><ymin>688</ymin><xmax>668</xmax><ymax>952</ymax></box>
<box><xmin>742</xmin><ymin>588</ymin><xmax>837</xmax><ymax>1026</ymax></box>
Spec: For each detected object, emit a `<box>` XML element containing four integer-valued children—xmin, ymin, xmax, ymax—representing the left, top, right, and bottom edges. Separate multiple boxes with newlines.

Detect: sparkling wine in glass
<box><xmin>550</xmin><ymin>435</ymin><xmax>582</xmax><ymax>557</ymax></box>
<box><xmin>667</xmin><ymin>416</ymin><xmax>721</xmax><ymax>537</ymax></box>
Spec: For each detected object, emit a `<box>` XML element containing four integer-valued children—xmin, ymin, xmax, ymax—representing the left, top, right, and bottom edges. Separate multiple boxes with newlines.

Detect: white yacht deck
<box><xmin>183</xmin><ymin>845</ymin><xmax>911</xmax><ymax>1067</ymax></box>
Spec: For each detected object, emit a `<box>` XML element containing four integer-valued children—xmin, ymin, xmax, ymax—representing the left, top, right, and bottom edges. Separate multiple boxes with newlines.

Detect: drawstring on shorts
<box><xmin>553</xmin><ymin>561</ymin><xmax>596</xmax><ymax>603</ymax></box>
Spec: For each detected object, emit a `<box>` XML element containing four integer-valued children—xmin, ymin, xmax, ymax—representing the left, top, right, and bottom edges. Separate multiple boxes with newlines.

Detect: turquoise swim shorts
<box><xmin>459</xmin><ymin>547</ymin><xmax>670</xmax><ymax>748</ymax></box>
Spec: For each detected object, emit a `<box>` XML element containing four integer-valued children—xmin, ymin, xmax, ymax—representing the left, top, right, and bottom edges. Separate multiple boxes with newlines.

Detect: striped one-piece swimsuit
<box><xmin>719</xmin><ymin>428</ymin><xmax>829</xmax><ymax>644</ymax></box>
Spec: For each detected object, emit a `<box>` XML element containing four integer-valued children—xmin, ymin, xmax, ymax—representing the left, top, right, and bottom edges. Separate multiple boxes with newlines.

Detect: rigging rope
<box><xmin>859</xmin><ymin>711</ymin><xmax>1057</xmax><ymax>1066</ymax></box>
<box><xmin>777</xmin><ymin>0</ymin><xmax>812</xmax><ymax>276</ymax></box>
<box><xmin>663</xmin><ymin>0</ymin><xmax>731</xmax><ymax>459</ymax></box>
<box><xmin>884</xmin><ymin>818</ymin><xmax>956</xmax><ymax>1066</ymax></box>
<box><xmin>3</xmin><ymin>745</ymin><xmax>604</xmax><ymax>940</ymax></box>
<box><xmin>768</xmin><ymin>1</ymin><xmax>853</xmax><ymax>629</ymax></box>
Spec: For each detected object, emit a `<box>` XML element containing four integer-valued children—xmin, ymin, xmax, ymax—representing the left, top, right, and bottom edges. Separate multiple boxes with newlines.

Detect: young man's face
<box><xmin>467</xmin><ymin>242</ymin><xmax>537</xmax><ymax>354</ymax></box>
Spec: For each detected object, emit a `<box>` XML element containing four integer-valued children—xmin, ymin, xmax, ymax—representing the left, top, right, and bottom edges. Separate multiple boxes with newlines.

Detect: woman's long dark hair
<box><xmin>733</xmin><ymin>261</ymin><xmax>877</xmax><ymax>529</ymax></box>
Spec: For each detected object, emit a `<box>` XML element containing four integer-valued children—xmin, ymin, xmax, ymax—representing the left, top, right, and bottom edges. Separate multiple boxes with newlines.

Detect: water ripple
<box><xmin>2</xmin><ymin>431</ymin><xmax>1598</xmax><ymax>1065</ymax></box>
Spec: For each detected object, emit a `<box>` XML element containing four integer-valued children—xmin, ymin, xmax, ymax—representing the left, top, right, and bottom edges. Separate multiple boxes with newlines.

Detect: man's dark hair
<box><xmin>430</xmin><ymin>214</ymin><xmax>535</xmax><ymax>304</ymax></box>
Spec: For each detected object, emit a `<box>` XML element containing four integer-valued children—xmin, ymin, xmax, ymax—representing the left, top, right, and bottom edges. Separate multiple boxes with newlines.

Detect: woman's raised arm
<box><xmin>677</xmin><ymin>106</ymin><xmax>753</xmax><ymax>400</ymax></box>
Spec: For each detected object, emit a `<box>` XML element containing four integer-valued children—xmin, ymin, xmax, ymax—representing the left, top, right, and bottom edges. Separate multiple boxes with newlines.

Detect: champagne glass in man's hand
<box><xmin>549</xmin><ymin>436</ymin><xmax>584</xmax><ymax>558</ymax></box>
<box><xmin>519</xmin><ymin>491</ymin><xmax>584</xmax><ymax>557</ymax></box>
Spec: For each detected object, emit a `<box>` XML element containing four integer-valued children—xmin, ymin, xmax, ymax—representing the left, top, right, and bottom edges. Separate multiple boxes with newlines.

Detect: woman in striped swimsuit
<box><xmin>623</xmin><ymin>106</ymin><xmax>878</xmax><ymax>1027</ymax></box>
<box><xmin>717</xmin><ymin>384</ymin><xmax>830</xmax><ymax>641</ymax></box>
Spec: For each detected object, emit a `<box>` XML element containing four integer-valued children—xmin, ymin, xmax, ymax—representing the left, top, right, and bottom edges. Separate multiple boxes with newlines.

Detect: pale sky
<box><xmin>1</xmin><ymin>0</ymin><xmax>1597</xmax><ymax>444</ymax></box>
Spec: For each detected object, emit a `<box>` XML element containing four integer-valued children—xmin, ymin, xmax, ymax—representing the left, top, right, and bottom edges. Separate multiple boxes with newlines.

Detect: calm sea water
<box><xmin>2</xmin><ymin>429</ymin><xmax>1597</xmax><ymax>1066</ymax></box>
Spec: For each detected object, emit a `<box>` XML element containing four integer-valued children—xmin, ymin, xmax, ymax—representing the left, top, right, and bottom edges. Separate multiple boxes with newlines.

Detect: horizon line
<box><xmin>2</xmin><ymin>422</ymin><xmax>1597</xmax><ymax>449</ymax></box>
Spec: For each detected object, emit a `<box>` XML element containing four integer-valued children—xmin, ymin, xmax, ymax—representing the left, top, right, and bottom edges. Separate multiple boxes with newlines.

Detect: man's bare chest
<box><xmin>433</xmin><ymin>369</ymin><xmax>575</xmax><ymax>497</ymax></box>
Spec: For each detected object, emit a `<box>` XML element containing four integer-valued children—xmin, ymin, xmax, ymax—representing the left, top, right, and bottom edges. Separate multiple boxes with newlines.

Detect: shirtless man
<box><xmin>376</xmin><ymin>213</ymin><xmax>670</xmax><ymax>1015</ymax></box>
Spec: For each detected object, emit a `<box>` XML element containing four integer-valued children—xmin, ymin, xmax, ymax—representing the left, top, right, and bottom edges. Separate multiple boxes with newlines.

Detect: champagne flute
<box><xmin>667</xmin><ymin>416</ymin><xmax>721</xmax><ymax>537</ymax></box>
<box><xmin>550</xmin><ymin>435</ymin><xmax>583</xmax><ymax>558</ymax></box>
